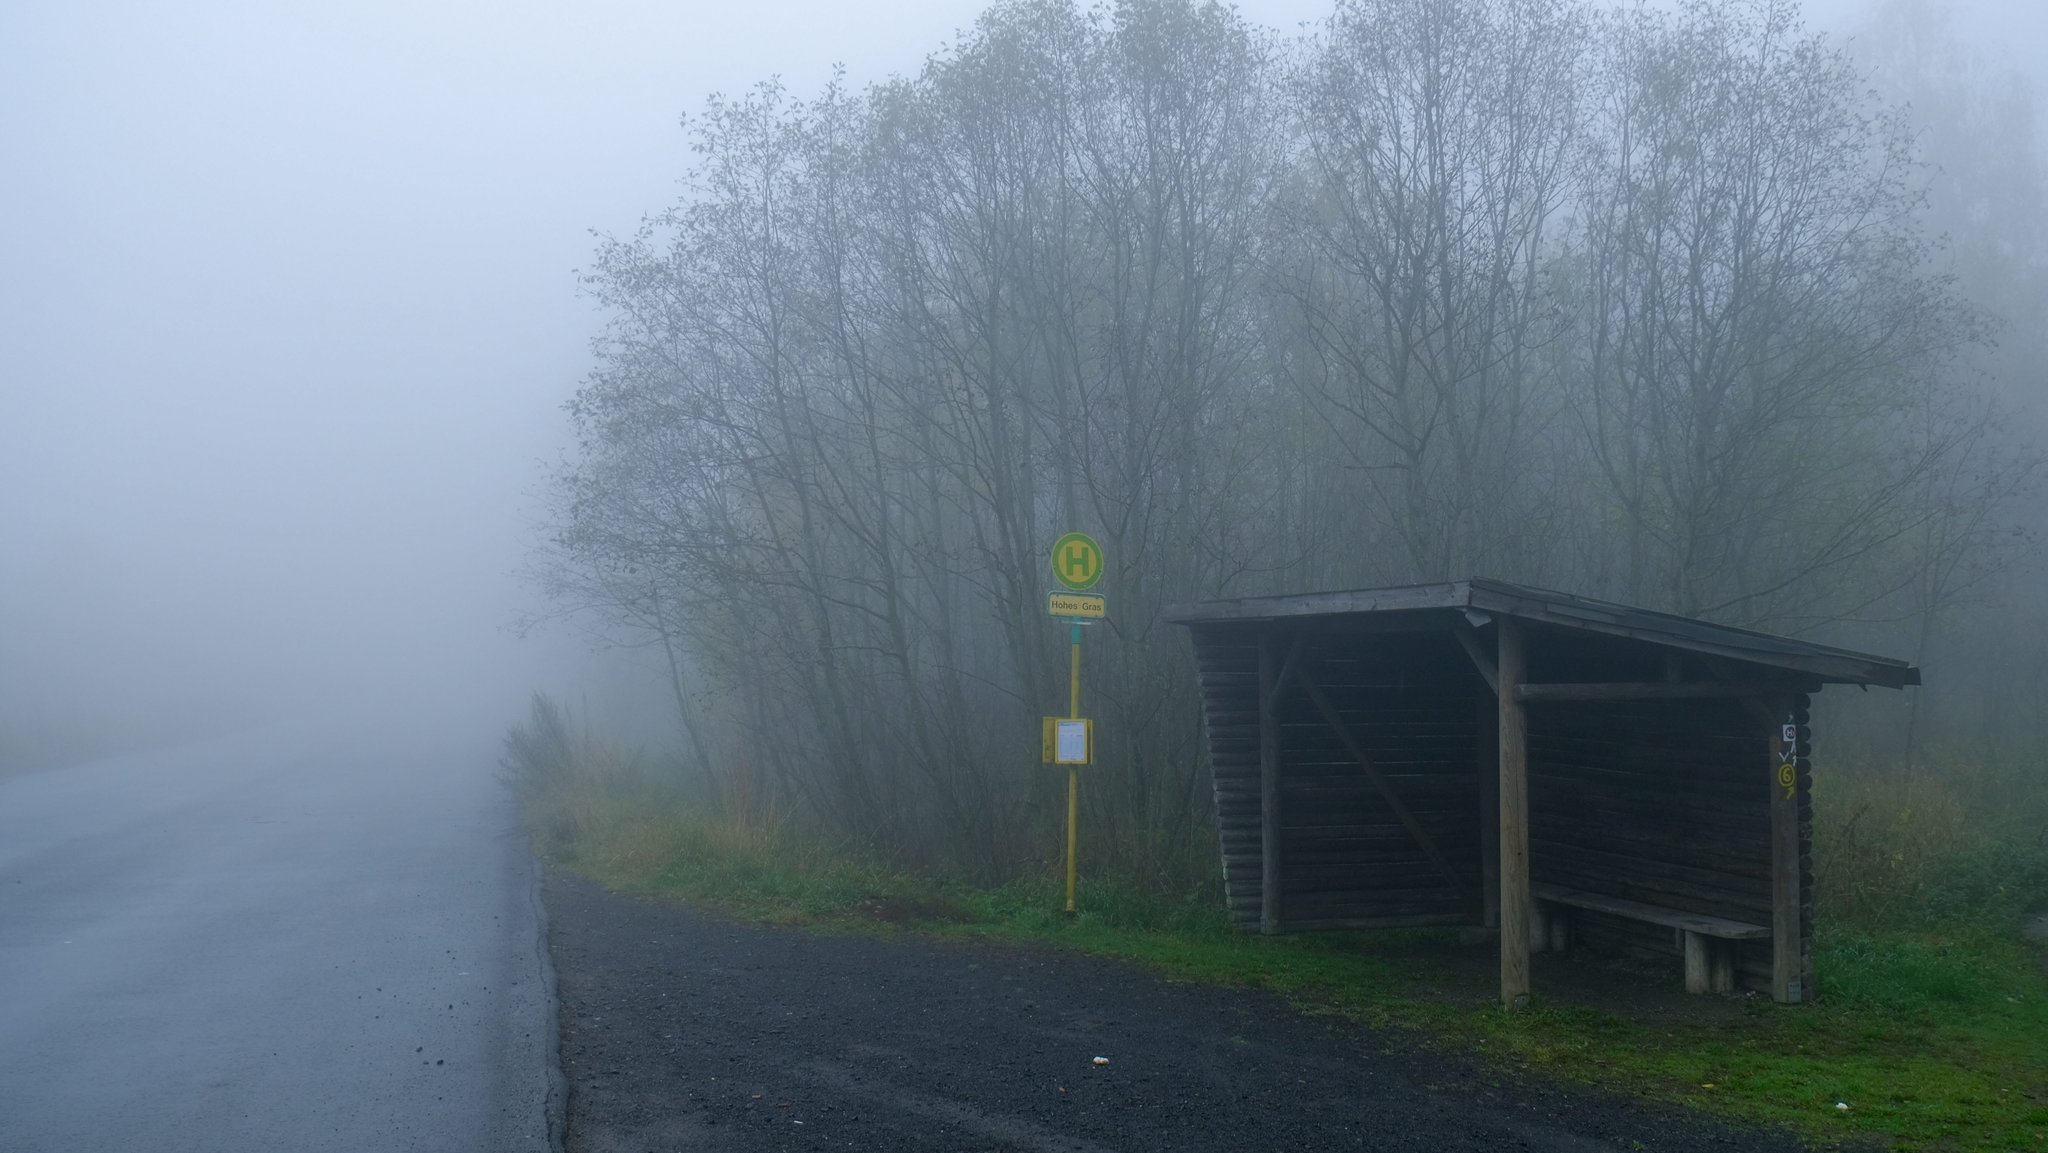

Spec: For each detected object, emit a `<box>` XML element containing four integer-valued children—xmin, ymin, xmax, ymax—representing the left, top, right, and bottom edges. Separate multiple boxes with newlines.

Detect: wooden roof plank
<box><xmin>1167</xmin><ymin>579</ymin><xmax>1916</xmax><ymax>689</ymax></box>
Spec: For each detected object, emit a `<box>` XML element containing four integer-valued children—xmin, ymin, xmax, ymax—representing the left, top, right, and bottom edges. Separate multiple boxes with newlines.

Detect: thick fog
<box><xmin>1</xmin><ymin>0</ymin><xmax>2041</xmax><ymax>760</ymax></box>
<box><xmin>1</xmin><ymin>0</ymin><xmax>1149</xmax><ymax>751</ymax></box>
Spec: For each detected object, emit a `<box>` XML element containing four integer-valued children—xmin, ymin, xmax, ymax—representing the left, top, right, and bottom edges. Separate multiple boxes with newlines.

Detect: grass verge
<box><xmin>508</xmin><ymin>698</ymin><xmax>2048</xmax><ymax>1151</ymax></box>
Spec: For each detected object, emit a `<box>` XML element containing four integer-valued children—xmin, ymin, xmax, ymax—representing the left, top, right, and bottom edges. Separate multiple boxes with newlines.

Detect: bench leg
<box><xmin>1682</xmin><ymin>931</ymin><xmax>1710</xmax><ymax>994</ymax></box>
<box><xmin>1529</xmin><ymin>898</ymin><xmax>1548</xmax><ymax>955</ymax></box>
<box><xmin>1548</xmin><ymin>909</ymin><xmax>1571</xmax><ymax>954</ymax></box>
<box><xmin>1710</xmin><ymin>941</ymin><xmax>1735</xmax><ymax>994</ymax></box>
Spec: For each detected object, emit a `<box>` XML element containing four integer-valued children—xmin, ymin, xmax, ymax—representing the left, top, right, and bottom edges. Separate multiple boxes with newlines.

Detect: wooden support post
<box><xmin>1498</xmin><ymin>618</ymin><xmax>1530</xmax><ymax>1009</ymax></box>
<box><xmin>1259</xmin><ymin>631</ymin><xmax>1282</xmax><ymax>936</ymax></box>
<box><xmin>1682</xmin><ymin>931</ymin><xmax>1710</xmax><ymax>994</ymax></box>
<box><xmin>1478</xmin><ymin>695</ymin><xmax>1500</xmax><ymax>930</ymax></box>
<box><xmin>1711</xmin><ymin>941</ymin><xmax>1735</xmax><ymax>994</ymax></box>
<box><xmin>1769</xmin><ymin>699</ymin><xmax>1804</xmax><ymax>1003</ymax></box>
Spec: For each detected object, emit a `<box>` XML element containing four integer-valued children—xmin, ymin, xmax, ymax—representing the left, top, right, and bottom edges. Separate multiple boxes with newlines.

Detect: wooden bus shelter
<box><xmin>1165</xmin><ymin>580</ymin><xmax>1918</xmax><ymax>1007</ymax></box>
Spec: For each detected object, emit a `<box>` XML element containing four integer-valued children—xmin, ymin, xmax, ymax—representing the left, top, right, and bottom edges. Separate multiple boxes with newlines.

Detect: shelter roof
<box><xmin>1164</xmin><ymin>578</ymin><xmax>1918</xmax><ymax>689</ymax></box>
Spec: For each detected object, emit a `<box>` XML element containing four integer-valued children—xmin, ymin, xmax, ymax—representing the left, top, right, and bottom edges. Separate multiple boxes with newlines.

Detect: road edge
<box><xmin>531</xmin><ymin>857</ymin><xmax>569</xmax><ymax>1153</ymax></box>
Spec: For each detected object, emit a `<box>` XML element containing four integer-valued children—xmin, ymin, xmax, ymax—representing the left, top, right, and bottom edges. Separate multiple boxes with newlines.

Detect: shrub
<box><xmin>1814</xmin><ymin>760</ymin><xmax>2048</xmax><ymax>933</ymax></box>
<box><xmin>502</xmin><ymin>692</ymin><xmax>663</xmax><ymax>855</ymax></box>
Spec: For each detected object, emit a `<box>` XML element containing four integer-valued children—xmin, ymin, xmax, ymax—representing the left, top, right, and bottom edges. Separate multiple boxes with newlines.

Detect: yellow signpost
<box><xmin>1047</xmin><ymin>532</ymin><xmax>1103</xmax><ymax>915</ymax></box>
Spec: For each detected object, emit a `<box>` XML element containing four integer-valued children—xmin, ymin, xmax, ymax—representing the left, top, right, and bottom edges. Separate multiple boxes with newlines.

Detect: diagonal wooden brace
<box><xmin>1297</xmin><ymin>669</ymin><xmax>1469</xmax><ymax>903</ymax></box>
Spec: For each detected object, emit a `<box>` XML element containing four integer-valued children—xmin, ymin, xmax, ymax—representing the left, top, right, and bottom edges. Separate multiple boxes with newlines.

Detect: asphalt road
<box><xmin>0</xmin><ymin>724</ymin><xmax>558</xmax><ymax>1152</ymax></box>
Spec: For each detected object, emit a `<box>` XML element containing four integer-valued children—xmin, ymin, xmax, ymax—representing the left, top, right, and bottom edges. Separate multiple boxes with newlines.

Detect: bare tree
<box><xmin>538</xmin><ymin>0</ymin><xmax>2040</xmax><ymax>885</ymax></box>
<box><xmin>1568</xmin><ymin>0</ymin><xmax>1979</xmax><ymax>626</ymax></box>
<box><xmin>1279</xmin><ymin>0</ymin><xmax>1586</xmax><ymax>583</ymax></box>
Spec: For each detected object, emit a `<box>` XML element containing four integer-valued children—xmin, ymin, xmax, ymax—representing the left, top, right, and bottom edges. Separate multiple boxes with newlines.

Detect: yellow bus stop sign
<box><xmin>1050</xmin><ymin>532</ymin><xmax>1103</xmax><ymax>591</ymax></box>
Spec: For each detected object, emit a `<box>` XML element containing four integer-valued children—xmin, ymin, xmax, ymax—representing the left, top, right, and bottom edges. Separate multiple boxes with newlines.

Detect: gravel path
<box><xmin>545</xmin><ymin>874</ymin><xmax>1816</xmax><ymax>1152</ymax></box>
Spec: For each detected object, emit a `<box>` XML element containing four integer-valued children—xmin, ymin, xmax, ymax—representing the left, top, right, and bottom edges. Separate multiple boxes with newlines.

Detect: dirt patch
<box><xmin>546</xmin><ymin>872</ymin><xmax>1823</xmax><ymax>1152</ymax></box>
<box><xmin>1412</xmin><ymin>931</ymin><xmax>1779</xmax><ymax>1025</ymax></box>
<box><xmin>853</xmin><ymin>894</ymin><xmax>973</xmax><ymax>926</ymax></box>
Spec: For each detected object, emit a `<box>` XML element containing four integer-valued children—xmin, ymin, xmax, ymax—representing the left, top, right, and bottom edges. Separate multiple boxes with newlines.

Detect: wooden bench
<box><xmin>1533</xmin><ymin>883</ymin><xmax>1770</xmax><ymax>994</ymax></box>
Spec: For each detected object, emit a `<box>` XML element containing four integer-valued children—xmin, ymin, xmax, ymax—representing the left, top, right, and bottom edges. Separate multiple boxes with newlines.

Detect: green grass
<box><xmin>506</xmin><ymin>697</ymin><xmax>2048</xmax><ymax>1151</ymax></box>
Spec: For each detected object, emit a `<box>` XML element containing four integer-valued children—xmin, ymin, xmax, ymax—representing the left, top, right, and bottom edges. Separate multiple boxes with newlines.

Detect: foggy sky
<box><xmin>2</xmin><ymin>0</ymin><xmax>2041</xmax><ymax>741</ymax></box>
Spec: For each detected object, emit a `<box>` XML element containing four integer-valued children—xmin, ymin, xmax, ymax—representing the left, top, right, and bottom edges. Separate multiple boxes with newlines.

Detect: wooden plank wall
<box><xmin>1192</xmin><ymin>625</ymin><xmax>1482</xmax><ymax>929</ymax></box>
<box><xmin>1526</xmin><ymin>695</ymin><xmax>1812</xmax><ymax>993</ymax></box>
<box><xmin>1191</xmin><ymin>626</ymin><xmax>1263</xmax><ymax>923</ymax></box>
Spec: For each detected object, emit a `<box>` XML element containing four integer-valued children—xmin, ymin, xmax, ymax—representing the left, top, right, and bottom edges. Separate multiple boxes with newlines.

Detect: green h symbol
<box><xmin>1062</xmin><ymin>542</ymin><xmax>1093</xmax><ymax>580</ymax></box>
